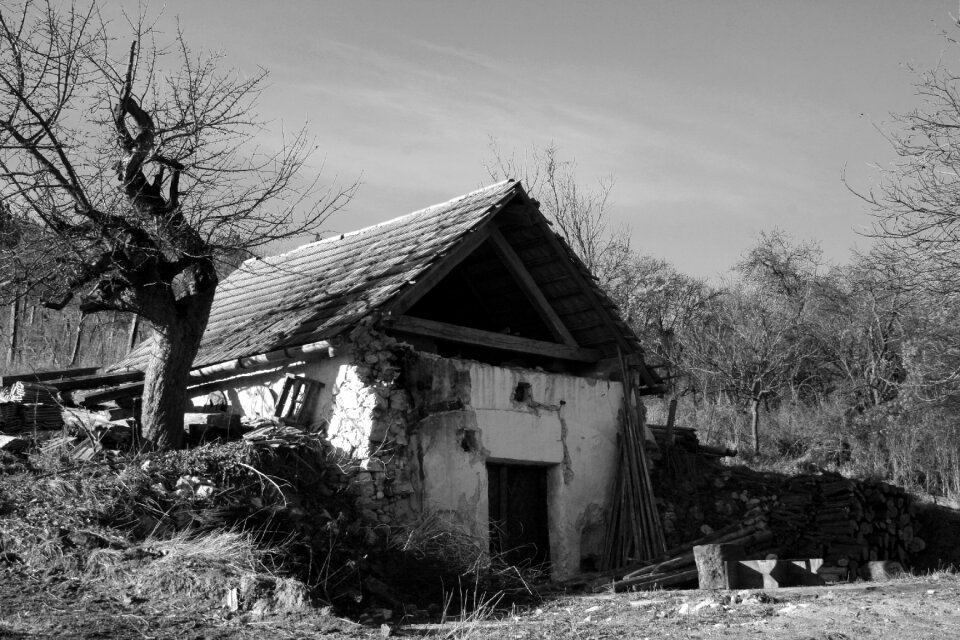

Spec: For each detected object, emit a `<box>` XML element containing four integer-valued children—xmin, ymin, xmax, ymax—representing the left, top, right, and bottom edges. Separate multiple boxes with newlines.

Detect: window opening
<box><xmin>274</xmin><ymin>374</ymin><xmax>324</xmax><ymax>427</ymax></box>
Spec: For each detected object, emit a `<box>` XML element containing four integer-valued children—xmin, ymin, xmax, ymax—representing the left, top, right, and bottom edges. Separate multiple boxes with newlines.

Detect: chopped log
<box><xmin>694</xmin><ymin>543</ymin><xmax>745</xmax><ymax>589</ymax></box>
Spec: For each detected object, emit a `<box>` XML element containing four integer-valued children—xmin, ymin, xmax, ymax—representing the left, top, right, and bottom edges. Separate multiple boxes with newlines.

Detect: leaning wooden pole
<box><xmin>601</xmin><ymin>351</ymin><xmax>667</xmax><ymax>570</ymax></box>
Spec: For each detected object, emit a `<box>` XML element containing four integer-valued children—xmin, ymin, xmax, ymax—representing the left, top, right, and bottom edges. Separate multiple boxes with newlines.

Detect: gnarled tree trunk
<box><xmin>140</xmin><ymin>290</ymin><xmax>215</xmax><ymax>450</ymax></box>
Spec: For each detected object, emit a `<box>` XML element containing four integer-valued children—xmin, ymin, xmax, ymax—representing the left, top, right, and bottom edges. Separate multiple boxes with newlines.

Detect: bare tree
<box><xmin>683</xmin><ymin>282</ymin><xmax>814</xmax><ymax>455</ymax></box>
<box><xmin>854</xmin><ymin>35</ymin><xmax>960</xmax><ymax>295</ymax></box>
<box><xmin>0</xmin><ymin>2</ymin><xmax>355</xmax><ymax>449</ymax></box>
<box><xmin>485</xmin><ymin>140</ymin><xmax>631</xmax><ymax>283</ymax></box>
<box><xmin>608</xmin><ymin>253</ymin><xmax>717</xmax><ymax>394</ymax></box>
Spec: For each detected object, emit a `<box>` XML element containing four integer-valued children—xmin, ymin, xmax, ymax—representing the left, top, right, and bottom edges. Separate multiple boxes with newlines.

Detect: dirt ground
<box><xmin>2</xmin><ymin>567</ymin><xmax>960</xmax><ymax>640</ymax></box>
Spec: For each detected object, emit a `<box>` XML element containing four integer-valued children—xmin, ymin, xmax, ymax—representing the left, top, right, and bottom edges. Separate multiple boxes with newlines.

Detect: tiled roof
<box><xmin>115</xmin><ymin>180</ymin><xmax>521</xmax><ymax>371</ymax></box>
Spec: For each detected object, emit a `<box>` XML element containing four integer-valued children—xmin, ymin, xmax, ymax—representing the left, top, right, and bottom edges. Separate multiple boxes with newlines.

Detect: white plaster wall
<box><xmin>415</xmin><ymin>355</ymin><xmax>623</xmax><ymax>580</ymax></box>
<box><xmin>414</xmin><ymin>411</ymin><xmax>488</xmax><ymax>539</ymax></box>
<box><xmin>192</xmin><ymin>350</ymin><xmax>626</xmax><ymax>580</ymax></box>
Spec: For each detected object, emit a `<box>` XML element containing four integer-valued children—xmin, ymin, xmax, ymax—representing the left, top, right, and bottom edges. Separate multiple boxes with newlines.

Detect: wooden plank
<box><xmin>47</xmin><ymin>370</ymin><xmax>144</xmax><ymax>392</ymax></box>
<box><xmin>274</xmin><ymin>375</ymin><xmax>295</xmax><ymax>419</ymax></box>
<box><xmin>487</xmin><ymin>227</ymin><xmax>579</xmax><ymax>347</ymax></box>
<box><xmin>1</xmin><ymin>367</ymin><xmax>100</xmax><ymax>386</ymax></box>
<box><xmin>386</xmin><ymin>224</ymin><xmax>496</xmax><ymax>317</ymax></box>
<box><xmin>76</xmin><ymin>381</ymin><xmax>144</xmax><ymax>406</ymax></box>
<box><xmin>387</xmin><ymin>315</ymin><xmax>602</xmax><ymax>362</ymax></box>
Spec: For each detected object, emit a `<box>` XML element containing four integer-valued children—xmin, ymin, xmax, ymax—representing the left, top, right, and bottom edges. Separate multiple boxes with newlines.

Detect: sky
<box><xmin>116</xmin><ymin>0</ymin><xmax>960</xmax><ymax>278</ymax></box>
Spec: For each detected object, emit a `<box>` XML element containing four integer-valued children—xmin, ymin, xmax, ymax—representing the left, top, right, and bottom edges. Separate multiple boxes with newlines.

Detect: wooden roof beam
<box><xmin>487</xmin><ymin>226</ymin><xmax>579</xmax><ymax>347</ymax></box>
<box><xmin>387</xmin><ymin>315</ymin><xmax>601</xmax><ymax>362</ymax></box>
<box><xmin>530</xmin><ymin>216</ymin><xmax>635</xmax><ymax>354</ymax></box>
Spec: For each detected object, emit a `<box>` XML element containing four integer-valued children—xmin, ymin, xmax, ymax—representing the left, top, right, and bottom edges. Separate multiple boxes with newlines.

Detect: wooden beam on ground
<box><xmin>76</xmin><ymin>381</ymin><xmax>144</xmax><ymax>406</ymax></box>
<box><xmin>387</xmin><ymin>315</ymin><xmax>602</xmax><ymax>362</ymax></box>
<box><xmin>487</xmin><ymin>226</ymin><xmax>579</xmax><ymax>347</ymax></box>
<box><xmin>1</xmin><ymin>367</ymin><xmax>100</xmax><ymax>387</ymax></box>
<box><xmin>48</xmin><ymin>370</ymin><xmax>144</xmax><ymax>392</ymax></box>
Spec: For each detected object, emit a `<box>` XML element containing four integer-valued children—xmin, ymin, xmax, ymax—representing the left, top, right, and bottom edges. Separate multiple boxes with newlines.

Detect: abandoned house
<box><xmin>111</xmin><ymin>179</ymin><xmax>665</xmax><ymax>579</ymax></box>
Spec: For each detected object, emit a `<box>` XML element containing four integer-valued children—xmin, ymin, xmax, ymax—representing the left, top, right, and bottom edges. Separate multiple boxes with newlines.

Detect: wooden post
<box><xmin>69</xmin><ymin>311</ymin><xmax>83</xmax><ymax>366</ymax></box>
<box><xmin>665</xmin><ymin>397</ymin><xmax>677</xmax><ymax>447</ymax></box>
<box><xmin>127</xmin><ymin>314</ymin><xmax>140</xmax><ymax>353</ymax></box>
<box><xmin>6</xmin><ymin>296</ymin><xmax>19</xmax><ymax>367</ymax></box>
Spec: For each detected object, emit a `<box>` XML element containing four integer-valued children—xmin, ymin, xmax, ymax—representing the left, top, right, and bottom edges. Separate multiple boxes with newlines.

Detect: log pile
<box><xmin>0</xmin><ymin>403</ymin><xmax>19</xmax><ymax>425</ymax></box>
<box><xmin>19</xmin><ymin>404</ymin><xmax>63</xmax><ymax>430</ymax></box>
<box><xmin>771</xmin><ymin>475</ymin><xmax>923</xmax><ymax>578</ymax></box>
<box><xmin>624</xmin><ymin>467</ymin><xmax>925</xmax><ymax>591</ymax></box>
<box><xmin>10</xmin><ymin>381</ymin><xmax>59</xmax><ymax>405</ymax></box>
<box><xmin>1</xmin><ymin>382</ymin><xmax>64</xmax><ymax>431</ymax></box>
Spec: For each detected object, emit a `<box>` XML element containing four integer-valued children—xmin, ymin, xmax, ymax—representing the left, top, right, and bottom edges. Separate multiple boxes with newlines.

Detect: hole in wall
<box><xmin>513</xmin><ymin>382</ymin><xmax>532</xmax><ymax>403</ymax></box>
<box><xmin>458</xmin><ymin>429</ymin><xmax>479</xmax><ymax>453</ymax></box>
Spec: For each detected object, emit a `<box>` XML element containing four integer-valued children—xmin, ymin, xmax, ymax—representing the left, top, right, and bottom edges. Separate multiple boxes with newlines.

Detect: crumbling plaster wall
<box><xmin>190</xmin><ymin>322</ymin><xmax>421</xmax><ymax>532</ymax></box>
<box><xmin>406</xmin><ymin>353</ymin><xmax>624</xmax><ymax>580</ymax></box>
<box><xmin>194</xmin><ymin>325</ymin><xmax>625</xmax><ymax>580</ymax></box>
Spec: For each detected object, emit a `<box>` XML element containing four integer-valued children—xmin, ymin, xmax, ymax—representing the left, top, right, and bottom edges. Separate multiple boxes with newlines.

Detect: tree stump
<box><xmin>694</xmin><ymin>543</ymin><xmax>745</xmax><ymax>589</ymax></box>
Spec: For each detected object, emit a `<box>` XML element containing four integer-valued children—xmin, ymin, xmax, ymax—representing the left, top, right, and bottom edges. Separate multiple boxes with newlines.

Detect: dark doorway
<box><xmin>488</xmin><ymin>463</ymin><xmax>550</xmax><ymax>567</ymax></box>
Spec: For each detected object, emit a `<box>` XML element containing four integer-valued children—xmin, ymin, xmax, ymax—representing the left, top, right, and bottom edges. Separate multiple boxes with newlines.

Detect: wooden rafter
<box><xmin>530</xmin><ymin>216</ymin><xmax>632</xmax><ymax>354</ymax></box>
<box><xmin>387</xmin><ymin>315</ymin><xmax>601</xmax><ymax>362</ymax></box>
<box><xmin>487</xmin><ymin>226</ymin><xmax>579</xmax><ymax>347</ymax></box>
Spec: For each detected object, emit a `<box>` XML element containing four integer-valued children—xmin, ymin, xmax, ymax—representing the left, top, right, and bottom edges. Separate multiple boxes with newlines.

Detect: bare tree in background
<box><xmin>855</xmin><ymin>37</ymin><xmax>960</xmax><ymax>295</ymax></box>
<box><xmin>0</xmin><ymin>2</ymin><xmax>355</xmax><ymax>449</ymax></box>
<box><xmin>485</xmin><ymin>141</ymin><xmax>631</xmax><ymax>283</ymax></box>
<box><xmin>684</xmin><ymin>281</ymin><xmax>814</xmax><ymax>456</ymax></box>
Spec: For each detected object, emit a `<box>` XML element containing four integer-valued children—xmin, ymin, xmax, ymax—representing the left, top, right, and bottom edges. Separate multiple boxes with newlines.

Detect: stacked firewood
<box><xmin>2</xmin><ymin>382</ymin><xmax>63</xmax><ymax>431</ymax></box>
<box><xmin>10</xmin><ymin>381</ymin><xmax>59</xmax><ymax>404</ymax></box>
<box><xmin>0</xmin><ymin>403</ymin><xmax>19</xmax><ymax>424</ymax></box>
<box><xmin>610</xmin><ymin>468</ymin><xmax>926</xmax><ymax>590</ymax></box>
<box><xmin>19</xmin><ymin>404</ymin><xmax>63</xmax><ymax>430</ymax></box>
<box><xmin>772</xmin><ymin>475</ymin><xmax>923</xmax><ymax>578</ymax></box>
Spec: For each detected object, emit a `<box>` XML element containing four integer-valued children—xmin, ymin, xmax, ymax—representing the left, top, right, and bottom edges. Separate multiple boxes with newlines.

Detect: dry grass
<box><xmin>430</xmin><ymin>589</ymin><xmax>505</xmax><ymax>640</ymax></box>
<box><xmin>82</xmin><ymin>528</ymin><xmax>297</xmax><ymax>612</ymax></box>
